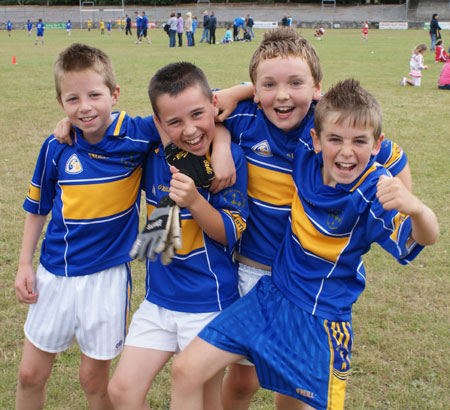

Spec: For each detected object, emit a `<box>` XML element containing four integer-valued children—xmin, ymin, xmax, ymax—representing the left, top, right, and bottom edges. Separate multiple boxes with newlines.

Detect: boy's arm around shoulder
<box><xmin>208</xmin><ymin>142</ymin><xmax>248</xmax><ymax>251</ymax></box>
<box><xmin>14</xmin><ymin>213</ymin><xmax>48</xmax><ymax>304</ymax></box>
<box><xmin>210</xmin><ymin>123</ymin><xmax>236</xmax><ymax>193</ymax></box>
<box><xmin>214</xmin><ymin>83</ymin><xmax>254</xmax><ymax>122</ymax></box>
<box><xmin>376</xmin><ymin>175</ymin><xmax>439</xmax><ymax>246</ymax></box>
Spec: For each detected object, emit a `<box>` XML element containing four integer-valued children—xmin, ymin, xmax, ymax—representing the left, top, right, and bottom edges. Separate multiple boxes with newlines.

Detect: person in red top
<box><xmin>362</xmin><ymin>21</ymin><xmax>369</xmax><ymax>41</ymax></box>
<box><xmin>435</xmin><ymin>40</ymin><xmax>449</xmax><ymax>62</ymax></box>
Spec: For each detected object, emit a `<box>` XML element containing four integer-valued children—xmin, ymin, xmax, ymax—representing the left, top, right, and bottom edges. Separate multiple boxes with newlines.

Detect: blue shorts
<box><xmin>199</xmin><ymin>276</ymin><xmax>352</xmax><ymax>410</ymax></box>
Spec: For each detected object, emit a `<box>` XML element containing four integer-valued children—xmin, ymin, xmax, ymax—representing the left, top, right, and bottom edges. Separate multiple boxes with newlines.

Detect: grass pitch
<box><xmin>0</xmin><ymin>26</ymin><xmax>449</xmax><ymax>409</ymax></box>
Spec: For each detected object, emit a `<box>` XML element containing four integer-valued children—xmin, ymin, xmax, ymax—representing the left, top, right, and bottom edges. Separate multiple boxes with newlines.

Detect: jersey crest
<box><xmin>65</xmin><ymin>154</ymin><xmax>83</xmax><ymax>175</ymax></box>
<box><xmin>252</xmin><ymin>140</ymin><xmax>272</xmax><ymax>157</ymax></box>
<box><xmin>326</xmin><ymin>209</ymin><xmax>344</xmax><ymax>230</ymax></box>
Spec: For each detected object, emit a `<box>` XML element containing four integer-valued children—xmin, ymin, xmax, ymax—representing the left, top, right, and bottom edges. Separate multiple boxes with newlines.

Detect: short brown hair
<box><xmin>314</xmin><ymin>79</ymin><xmax>383</xmax><ymax>141</ymax></box>
<box><xmin>53</xmin><ymin>43</ymin><xmax>117</xmax><ymax>102</ymax></box>
<box><xmin>249</xmin><ymin>27</ymin><xmax>322</xmax><ymax>86</ymax></box>
<box><xmin>148</xmin><ymin>62</ymin><xmax>212</xmax><ymax>119</ymax></box>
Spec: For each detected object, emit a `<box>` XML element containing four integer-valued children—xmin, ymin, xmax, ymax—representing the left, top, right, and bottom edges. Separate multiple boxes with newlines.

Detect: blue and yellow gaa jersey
<box><xmin>224</xmin><ymin>99</ymin><xmax>408</xmax><ymax>267</ymax></box>
<box><xmin>143</xmin><ymin>142</ymin><xmax>248</xmax><ymax>313</ymax></box>
<box><xmin>272</xmin><ymin>143</ymin><xmax>423</xmax><ymax>322</ymax></box>
<box><xmin>24</xmin><ymin>111</ymin><xmax>159</xmax><ymax>277</ymax></box>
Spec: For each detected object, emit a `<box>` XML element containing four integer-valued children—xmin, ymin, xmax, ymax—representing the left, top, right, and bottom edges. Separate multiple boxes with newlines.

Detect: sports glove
<box><xmin>164</xmin><ymin>142</ymin><xmax>215</xmax><ymax>188</ymax></box>
<box><xmin>129</xmin><ymin>196</ymin><xmax>176</xmax><ymax>262</ymax></box>
<box><xmin>160</xmin><ymin>203</ymin><xmax>182</xmax><ymax>265</ymax></box>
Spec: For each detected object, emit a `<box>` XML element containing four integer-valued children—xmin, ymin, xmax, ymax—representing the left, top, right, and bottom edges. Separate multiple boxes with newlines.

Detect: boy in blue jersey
<box><xmin>107</xmin><ymin>62</ymin><xmax>248</xmax><ymax>410</ymax></box>
<box><xmin>14</xmin><ymin>43</ymin><xmax>162</xmax><ymax>410</ymax></box>
<box><xmin>169</xmin><ymin>79</ymin><xmax>439</xmax><ymax>410</ymax></box>
<box><xmin>66</xmin><ymin>19</ymin><xmax>72</xmax><ymax>36</ymax></box>
<box><xmin>7</xmin><ymin>20</ymin><xmax>13</xmax><ymax>36</ymax></box>
<box><xmin>34</xmin><ymin>18</ymin><xmax>44</xmax><ymax>45</ymax></box>
<box><xmin>212</xmin><ymin>27</ymin><xmax>412</xmax><ymax>410</ymax></box>
<box><xmin>26</xmin><ymin>19</ymin><xmax>33</xmax><ymax>36</ymax></box>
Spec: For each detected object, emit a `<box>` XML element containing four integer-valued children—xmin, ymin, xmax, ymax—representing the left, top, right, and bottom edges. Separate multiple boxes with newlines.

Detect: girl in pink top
<box><xmin>401</xmin><ymin>43</ymin><xmax>428</xmax><ymax>87</ymax></box>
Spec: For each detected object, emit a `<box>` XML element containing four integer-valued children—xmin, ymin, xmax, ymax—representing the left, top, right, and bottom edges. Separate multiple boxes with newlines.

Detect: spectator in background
<box><xmin>438</xmin><ymin>59</ymin><xmax>450</xmax><ymax>89</ymax></box>
<box><xmin>220</xmin><ymin>27</ymin><xmax>233</xmax><ymax>44</ymax></box>
<box><xmin>134</xmin><ymin>11</ymin><xmax>143</xmax><ymax>43</ymax></box>
<box><xmin>141</xmin><ymin>11</ymin><xmax>151</xmax><ymax>44</ymax></box>
<box><xmin>35</xmin><ymin>18</ymin><xmax>45</xmax><ymax>45</ymax></box>
<box><xmin>435</xmin><ymin>39</ymin><xmax>448</xmax><ymax>62</ymax></box>
<box><xmin>192</xmin><ymin>15</ymin><xmax>198</xmax><ymax>46</ymax></box>
<box><xmin>281</xmin><ymin>13</ymin><xmax>289</xmax><ymax>27</ymax></box>
<box><xmin>245</xmin><ymin>14</ymin><xmax>255</xmax><ymax>39</ymax></box>
<box><xmin>7</xmin><ymin>20</ymin><xmax>12</xmax><ymax>37</ymax></box>
<box><xmin>209</xmin><ymin>11</ymin><xmax>217</xmax><ymax>44</ymax></box>
<box><xmin>429</xmin><ymin>13</ymin><xmax>442</xmax><ymax>52</ymax></box>
<box><xmin>27</xmin><ymin>19</ymin><xmax>33</xmax><ymax>37</ymax></box>
<box><xmin>185</xmin><ymin>12</ymin><xmax>193</xmax><ymax>47</ymax></box>
<box><xmin>125</xmin><ymin>14</ymin><xmax>132</xmax><ymax>36</ymax></box>
<box><xmin>66</xmin><ymin>19</ymin><xmax>72</xmax><ymax>36</ymax></box>
<box><xmin>200</xmin><ymin>10</ymin><xmax>210</xmax><ymax>43</ymax></box>
<box><xmin>287</xmin><ymin>14</ymin><xmax>292</xmax><ymax>26</ymax></box>
<box><xmin>176</xmin><ymin>12</ymin><xmax>184</xmax><ymax>47</ymax></box>
<box><xmin>168</xmin><ymin>12</ymin><xmax>177</xmax><ymax>47</ymax></box>
<box><xmin>233</xmin><ymin>16</ymin><xmax>245</xmax><ymax>41</ymax></box>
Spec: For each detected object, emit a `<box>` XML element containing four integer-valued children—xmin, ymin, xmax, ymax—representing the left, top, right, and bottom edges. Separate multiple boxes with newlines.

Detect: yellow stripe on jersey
<box><xmin>349</xmin><ymin>163</ymin><xmax>377</xmax><ymax>193</ymax></box>
<box><xmin>113</xmin><ymin>111</ymin><xmax>127</xmax><ymax>136</ymax></box>
<box><xmin>223</xmin><ymin>210</ymin><xmax>247</xmax><ymax>240</ymax></box>
<box><xmin>27</xmin><ymin>184</ymin><xmax>41</xmax><ymax>202</ymax></box>
<box><xmin>247</xmin><ymin>162</ymin><xmax>294</xmax><ymax>206</ymax></box>
<box><xmin>291</xmin><ymin>194</ymin><xmax>350</xmax><ymax>263</ymax></box>
<box><xmin>61</xmin><ymin>167</ymin><xmax>142</xmax><ymax>220</ymax></box>
<box><xmin>390</xmin><ymin>212</ymin><xmax>408</xmax><ymax>243</ymax></box>
<box><xmin>383</xmin><ymin>142</ymin><xmax>402</xmax><ymax>168</ymax></box>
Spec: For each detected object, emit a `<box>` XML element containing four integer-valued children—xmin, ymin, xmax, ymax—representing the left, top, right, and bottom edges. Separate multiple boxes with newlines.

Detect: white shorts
<box><xmin>238</xmin><ymin>263</ymin><xmax>271</xmax><ymax>297</ymax></box>
<box><xmin>410</xmin><ymin>76</ymin><xmax>422</xmax><ymax>86</ymax></box>
<box><xmin>24</xmin><ymin>264</ymin><xmax>131</xmax><ymax>360</ymax></box>
<box><xmin>237</xmin><ymin>263</ymin><xmax>271</xmax><ymax>365</ymax></box>
<box><xmin>125</xmin><ymin>300</ymin><xmax>220</xmax><ymax>353</ymax></box>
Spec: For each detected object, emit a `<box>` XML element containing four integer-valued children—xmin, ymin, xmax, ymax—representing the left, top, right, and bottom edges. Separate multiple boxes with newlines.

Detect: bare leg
<box><xmin>203</xmin><ymin>367</ymin><xmax>226</xmax><ymax>410</ymax></box>
<box><xmin>79</xmin><ymin>354</ymin><xmax>114</xmax><ymax>410</ymax></box>
<box><xmin>16</xmin><ymin>337</ymin><xmax>56</xmax><ymax>410</ymax></box>
<box><xmin>275</xmin><ymin>392</ymin><xmax>316</xmax><ymax>410</ymax></box>
<box><xmin>222</xmin><ymin>363</ymin><xmax>260</xmax><ymax>410</ymax></box>
<box><xmin>109</xmin><ymin>346</ymin><xmax>173</xmax><ymax>410</ymax></box>
<box><xmin>170</xmin><ymin>337</ymin><xmax>243</xmax><ymax>410</ymax></box>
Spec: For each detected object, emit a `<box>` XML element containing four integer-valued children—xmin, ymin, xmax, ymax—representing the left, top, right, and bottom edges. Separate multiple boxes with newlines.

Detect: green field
<box><xmin>0</xmin><ymin>27</ymin><xmax>449</xmax><ymax>409</ymax></box>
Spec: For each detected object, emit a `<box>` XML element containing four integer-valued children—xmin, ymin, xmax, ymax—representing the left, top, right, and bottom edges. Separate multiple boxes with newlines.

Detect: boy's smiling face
<box><xmin>311</xmin><ymin>115</ymin><xmax>383</xmax><ymax>187</ymax></box>
<box><xmin>58</xmin><ymin>69</ymin><xmax>119</xmax><ymax>144</ymax></box>
<box><xmin>155</xmin><ymin>84</ymin><xmax>218</xmax><ymax>156</ymax></box>
<box><xmin>253</xmin><ymin>55</ymin><xmax>321</xmax><ymax>132</ymax></box>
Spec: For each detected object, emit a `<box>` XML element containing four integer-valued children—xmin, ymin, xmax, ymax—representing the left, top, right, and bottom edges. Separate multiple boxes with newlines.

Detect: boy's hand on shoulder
<box><xmin>14</xmin><ymin>265</ymin><xmax>38</xmax><ymax>304</ymax></box>
<box><xmin>54</xmin><ymin>117</ymin><xmax>74</xmax><ymax>145</ymax></box>
<box><xmin>376</xmin><ymin>175</ymin><xmax>421</xmax><ymax>215</ymax></box>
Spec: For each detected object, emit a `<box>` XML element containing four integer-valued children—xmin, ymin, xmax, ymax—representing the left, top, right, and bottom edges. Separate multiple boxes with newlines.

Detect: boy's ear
<box><xmin>371</xmin><ymin>133</ymin><xmax>384</xmax><ymax>156</ymax></box>
<box><xmin>111</xmin><ymin>85</ymin><xmax>120</xmax><ymax>107</ymax></box>
<box><xmin>313</xmin><ymin>81</ymin><xmax>322</xmax><ymax>101</ymax></box>
<box><xmin>211</xmin><ymin>93</ymin><xmax>219</xmax><ymax>117</ymax></box>
<box><xmin>311</xmin><ymin>128</ymin><xmax>322</xmax><ymax>153</ymax></box>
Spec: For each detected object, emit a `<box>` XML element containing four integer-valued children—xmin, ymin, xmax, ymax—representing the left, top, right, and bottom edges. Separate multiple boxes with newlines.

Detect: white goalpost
<box><xmin>79</xmin><ymin>0</ymin><xmax>124</xmax><ymax>29</ymax></box>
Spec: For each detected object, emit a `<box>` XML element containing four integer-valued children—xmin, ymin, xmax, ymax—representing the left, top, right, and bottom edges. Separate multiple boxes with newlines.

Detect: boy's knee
<box><xmin>107</xmin><ymin>376</ymin><xmax>134</xmax><ymax>405</ymax></box>
<box><xmin>17</xmin><ymin>365</ymin><xmax>47</xmax><ymax>389</ymax></box>
<box><xmin>171</xmin><ymin>355</ymin><xmax>198</xmax><ymax>388</ymax></box>
<box><xmin>79</xmin><ymin>367</ymin><xmax>108</xmax><ymax>395</ymax></box>
<box><xmin>225</xmin><ymin>368</ymin><xmax>260</xmax><ymax>398</ymax></box>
